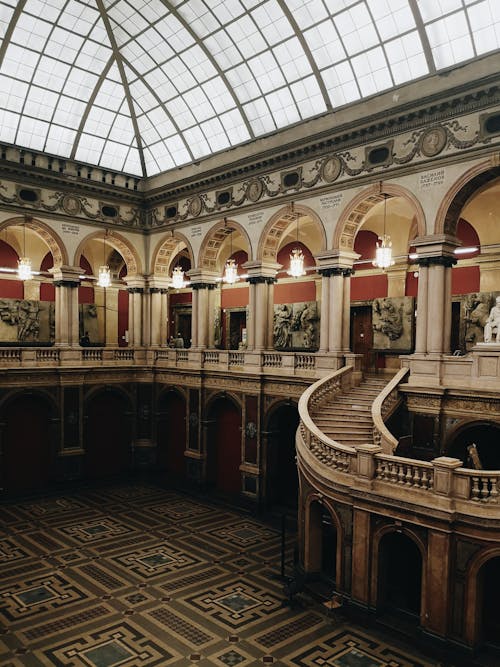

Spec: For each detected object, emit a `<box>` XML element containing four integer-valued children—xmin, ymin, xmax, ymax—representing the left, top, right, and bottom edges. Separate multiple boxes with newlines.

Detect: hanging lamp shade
<box><xmin>223</xmin><ymin>220</ymin><xmax>239</xmax><ymax>284</ymax></box>
<box><xmin>17</xmin><ymin>218</ymin><xmax>32</xmax><ymax>281</ymax></box>
<box><xmin>171</xmin><ymin>265</ymin><xmax>185</xmax><ymax>289</ymax></box>
<box><xmin>288</xmin><ymin>247</ymin><xmax>305</xmax><ymax>277</ymax></box>
<box><xmin>97</xmin><ymin>264</ymin><xmax>111</xmax><ymax>287</ymax></box>
<box><xmin>372</xmin><ymin>194</ymin><xmax>394</xmax><ymax>269</ymax></box>
<box><xmin>224</xmin><ymin>257</ymin><xmax>239</xmax><ymax>284</ymax></box>
<box><xmin>97</xmin><ymin>231</ymin><xmax>111</xmax><ymax>287</ymax></box>
<box><xmin>17</xmin><ymin>256</ymin><xmax>32</xmax><ymax>281</ymax></box>
<box><xmin>288</xmin><ymin>203</ymin><xmax>306</xmax><ymax>277</ymax></box>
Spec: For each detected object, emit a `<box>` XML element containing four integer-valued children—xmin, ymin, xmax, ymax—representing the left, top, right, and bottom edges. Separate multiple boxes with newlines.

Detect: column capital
<box><xmin>242</xmin><ymin>260</ymin><xmax>280</xmax><ymax>281</ymax></box>
<box><xmin>417</xmin><ymin>255</ymin><xmax>457</xmax><ymax>268</ymax></box>
<box><xmin>148</xmin><ymin>277</ymin><xmax>171</xmax><ymax>292</ymax></box>
<box><xmin>317</xmin><ymin>267</ymin><xmax>354</xmax><ymax>277</ymax></box>
<box><xmin>246</xmin><ymin>275</ymin><xmax>277</xmax><ymax>285</ymax></box>
<box><xmin>191</xmin><ymin>282</ymin><xmax>216</xmax><ymax>290</ymax></box>
<box><xmin>314</xmin><ymin>249</ymin><xmax>359</xmax><ymax>273</ymax></box>
<box><xmin>411</xmin><ymin>234</ymin><xmax>460</xmax><ymax>265</ymax></box>
<box><xmin>49</xmin><ymin>265</ymin><xmax>82</xmax><ymax>286</ymax></box>
<box><xmin>123</xmin><ymin>275</ymin><xmax>147</xmax><ymax>291</ymax></box>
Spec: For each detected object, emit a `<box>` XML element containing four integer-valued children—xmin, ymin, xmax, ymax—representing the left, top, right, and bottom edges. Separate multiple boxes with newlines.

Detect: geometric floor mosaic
<box><xmin>0</xmin><ymin>483</ymin><xmax>445</xmax><ymax>666</ymax></box>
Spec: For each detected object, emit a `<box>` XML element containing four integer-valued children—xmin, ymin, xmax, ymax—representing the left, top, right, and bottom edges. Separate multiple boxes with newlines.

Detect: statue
<box><xmin>483</xmin><ymin>295</ymin><xmax>500</xmax><ymax>343</ymax></box>
<box><xmin>273</xmin><ymin>304</ymin><xmax>292</xmax><ymax>349</ymax></box>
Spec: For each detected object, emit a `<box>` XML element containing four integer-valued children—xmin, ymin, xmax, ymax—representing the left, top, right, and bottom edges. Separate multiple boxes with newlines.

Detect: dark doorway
<box><xmin>450</xmin><ymin>300</ymin><xmax>462</xmax><ymax>353</ymax></box>
<box><xmin>478</xmin><ymin>557</ymin><xmax>500</xmax><ymax>647</ymax></box>
<box><xmin>266</xmin><ymin>403</ymin><xmax>299</xmax><ymax>510</ymax></box>
<box><xmin>84</xmin><ymin>391</ymin><xmax>131</xmax><ymax>480</ymax></box>
<box><xmin>225</xmin><ymin>309</ymin><xmax>246</xmax><ymax>349</ymax></box>
<box><xmin>321</xmin><ymin>507</ymin><xmax>337</xmax><ymax>583</ymax></box>
<box><xmin>378</xmin><ymin>532</ymin><xmax>422</xmax><ymax>620</ymax></box>
<box><xmin>449</xmin><ymin>422</ymin><xmax>500</xmax><ymax>469</ymax></box>
<box><xmin>206</xmin><ymin>396</ymin><xmax>241</xmax><ymax>495</ymax></box>
<box><xmin>351</xmin><ymin>305</ymin><xmax>374</xmax><ymax>370</ymax></box>
<box><xmin>157</xmin><ymin>390</ymin><xmax>186</xmax><ymax>478</ymax></box>
<box><xmin>173</xmin><ymin>308</ymin><xmax>192</xmax><ymax>348</ymax></box>
<box><xmin>1</xmin><ymin>394</ymin><xmax>53</xmax><ymax>495</ymax></box>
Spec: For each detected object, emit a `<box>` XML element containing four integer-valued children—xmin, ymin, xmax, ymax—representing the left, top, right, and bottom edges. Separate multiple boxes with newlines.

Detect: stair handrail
<box><xmin>371</xmin><ymin>367</ymin><xmax>409</xmax><ymax>454</ymax></box>
<box><xmin>298</xmin><ymin>365</ymin><xmax>357</xmax><ymax>459</ymax></box>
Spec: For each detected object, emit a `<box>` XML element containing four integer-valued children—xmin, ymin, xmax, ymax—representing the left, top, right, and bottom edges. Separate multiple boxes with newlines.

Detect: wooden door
<box><xmin>351</xmin><ymin>305</ymin><xmax>373</xmax><ymax>370</ymax></box>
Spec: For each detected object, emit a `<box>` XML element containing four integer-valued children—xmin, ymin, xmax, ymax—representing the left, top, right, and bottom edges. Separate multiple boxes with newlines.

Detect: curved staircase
<box><xmin>310</xmin><ymin>374</ymin><xmax>390</xmax><ymax>448</ymax></box>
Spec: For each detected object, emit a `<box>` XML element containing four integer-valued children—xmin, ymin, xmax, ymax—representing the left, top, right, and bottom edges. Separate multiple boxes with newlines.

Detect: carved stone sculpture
<box><xmin>273</xmin><ymin>301</ymin><xmax>319</xmax><ymax>351</ymax></box>
<box><xmin>484</xmin><ymin>295</ymin><xmax>500</xmax><ymax>343</ymax></box>
<box><xmin>372</xmin><ymin>297</ymin><xmax>414</xmax><ymax>351</ymax></box>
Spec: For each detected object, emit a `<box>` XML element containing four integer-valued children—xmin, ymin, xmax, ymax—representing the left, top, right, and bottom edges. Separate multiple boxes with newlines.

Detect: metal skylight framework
<box><xmin>0</xmin><ymin>0</ymin><xmax>498</xmax><ymax>178</ymax></box>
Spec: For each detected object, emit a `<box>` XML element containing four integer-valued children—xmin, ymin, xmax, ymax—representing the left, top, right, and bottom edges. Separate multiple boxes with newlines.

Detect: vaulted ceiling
<box><xmin>0</xmin><ymin>0</ymin><xmax>499</xmax><ymax>178</ymax></box>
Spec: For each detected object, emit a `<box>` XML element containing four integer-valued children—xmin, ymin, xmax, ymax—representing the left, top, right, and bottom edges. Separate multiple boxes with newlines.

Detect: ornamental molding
<box><xmin>0</xmin><ymin>178</ymin><xmax>143</xmax><ymax>229</ymax></box>
<box><xmin>146</xmin><ymin>84</ymin><xmax>500</xmax><ymax>225</ymax></box>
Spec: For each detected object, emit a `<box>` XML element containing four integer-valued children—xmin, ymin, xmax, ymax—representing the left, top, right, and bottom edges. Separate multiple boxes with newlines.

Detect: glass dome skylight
<box><xmin>0</xmin><ymin>0</ymin><xmax>498</xmax><ymax>178</ymax></box>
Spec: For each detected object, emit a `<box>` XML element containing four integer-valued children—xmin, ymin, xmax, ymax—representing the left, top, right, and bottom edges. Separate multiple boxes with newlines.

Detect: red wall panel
<box><xmin>274</xmin><ymin>280</ymin><xmax>316</xmax><ymax>304</ymax></box>
<box><xmin>351</xmin><ymin>274</ymin><xmax>388</xmax><ymax>301</ymax></box>
<box><xmin>221</xmin><ymin>286</ymin><xmax>248</xmax><ymax>309</ymax></box>
<box><xmin>452</xmin><ymin>265</ymin><xmax>480</xmax><ymax>295</ymax></box>
<box><xmin>0</xmin><ymin>279</ymin><xmax>23</xmax><ymax>299</ymax></box>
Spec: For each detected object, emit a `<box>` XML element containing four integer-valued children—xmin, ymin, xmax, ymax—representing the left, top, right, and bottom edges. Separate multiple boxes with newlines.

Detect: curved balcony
<box><xmin>297</xmin><ymin>365</ymin><xmax>500</xmax><ymax>518</ymax></box>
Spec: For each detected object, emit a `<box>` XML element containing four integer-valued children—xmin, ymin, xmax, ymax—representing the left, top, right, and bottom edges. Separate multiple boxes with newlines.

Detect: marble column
<box><xmin>190</xmin><ymin>283</ymin><xmax>216</xmax><ymax>350</ymax></box>
<box><xmin>50</xmin><ymin>265</ymin><xmax>81</xmax><ymax>347</ymax></box>
<box><xmin>249</xmin><ymin>277</ymin><xmax>276</xmax><ymax>350</ymax></box>
<box><xmin>318</xmin><ymin>272</ymin><xmax>330</xmax><ymax>353</ymax></box>
<box><xmin>149</xmin><ymin>278</ymin><xmax>170</xmax><ymax>347</ymax></box>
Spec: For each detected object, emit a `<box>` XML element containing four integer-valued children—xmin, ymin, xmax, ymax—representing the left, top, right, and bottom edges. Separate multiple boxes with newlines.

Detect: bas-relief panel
<box><xmin>372</xmin><ymin>297</ymin><xmax>414</xmax><ymax>351</ymax></box>
<box><xmin>273</xmin><ymin>301</ymin><xmax>319</xmax><ymax>351</ymax></box>
<box><xmin>463</xmin><ymin>291</ymin><xmax>500</xmax><ymax>349</ymax></box>
<box><xmin>0</xmin><ymin>299</ymin><xmax>54</xmax><ymax>343</ymax></box>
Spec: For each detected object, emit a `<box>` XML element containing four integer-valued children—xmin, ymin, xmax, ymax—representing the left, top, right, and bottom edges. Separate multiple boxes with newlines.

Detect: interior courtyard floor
<box><xmin>0</xmin><ymin>482</ymin><xmax>493</xmax><ymax>667</ymax></box>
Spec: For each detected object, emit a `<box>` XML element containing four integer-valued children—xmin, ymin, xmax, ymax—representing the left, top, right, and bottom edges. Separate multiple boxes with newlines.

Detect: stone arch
<box><xmin>333</xmin><ymin>183</ymin><xmax>426</xmax><ymax>251</ymax></box>
<box><xmin>205</xmin><ymin>390</ymin><xmax>243</xmax><ymax>414</ymax></box>
<box><xmin>156</xmin><ymin>384</ymin><xmax>188</xmax><ymax>405</ymax></box>
<box><xmin>370</xmin><ymin>523</ymin><xmax>426</xmax><ymax>619</ymax></box>
<box><xmin>258</xmin><ymin>204</ymin><xmax>327</xmax><ymax>262</ymax></box>
<box><xmin>0</xmin><ymin>386</ymin><xmax>59</xmax><ymax>414</ymax></box>
<box><xmin>198</xmin><ymin>219</ymin><xmax>252</xmax><ymax>271</ymax></box>
<box><xmin>435</xmin><ymin>159</ymin><xmax>500</xmax><ymax>235</ymax></box>
<box><xmin>151</xmin><ymin>231</ymin><xmax>194</xmax><ymax>277</ymax></box>
<box><xmin>83</xmin><ymin>383</ymin><xmax>134</xmax><ymax>408</ymax></box>
<box><xmin>464</xmin><ymin>546</ymin><xmax>500</xmax><ymax>646</ymax></box>
<box><xmin>303</xmin><ymin>492</ymin><xmax>344</xmax><ymax>585</ymax></box>
<box><xmin>0</xmin><ymin>216</ymin><xmax>68</xmax><ymax>267</ymax></box>
<box><xmin>73</xmin><ymin>230</ymin><xmax>141</xmax><ymax>276</ymax></box>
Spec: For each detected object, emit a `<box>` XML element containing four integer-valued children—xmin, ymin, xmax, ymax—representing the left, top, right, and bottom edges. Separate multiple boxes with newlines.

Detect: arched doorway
<box><xmin>448</xmin><ymin>422</ymin><xmax>500</xmax><ymax>469</ymax></box>
<box><xmin>378</xmin><ymin>532</ymin><xmax>422</xmax><ymax>620</ymax></box>
<box><xmin>0</xmin><ymin>393</ymin><xmax>54</xmax><ymax>495</ymax></box>
<box><xmin>266</xmin><ymin>402</ymin><xmax>299</xmax><ymax>510</ymax></box>
<box><xmin>477</xmin><ymin>557</ymin><xmax>500</xmax><ymax>647</ymax></box>
<box><xmin>206</xmin><ymin>396</ymin><xmax>241</xmax><ymax>496</ymax></box>
<box><xmin>84</xmin><ymin>390</ymin><xmax>132</xmax><ymax>480</ymax></box>
<box><xmin>305</xmin><ymin>500</ymin><xmax>339</xmax><ymax>584</ymax></box>
<box><xmin>156</xmin><ymin>390</ymin><xmax>186</xmax><ymax>479</ymax></box>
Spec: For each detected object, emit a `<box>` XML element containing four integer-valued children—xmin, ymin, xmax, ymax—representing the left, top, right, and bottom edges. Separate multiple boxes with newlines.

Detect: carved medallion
<box><xmin>62</xmin><ymin>194</ymin><xmax>81</xmax><ymax>215</ymax></box>
<box><xmin>188</xmin><ymin>195</ymin><xmax>202</xmax><ymax>217</ymax></box>
<box><xmin>420</xmin><ymin>126</ymin><xmax>447</xmax><ymax>157</ymax></box>
<box><xmin>321</xmin><ymin>156</ymin><xmax>341</xmax><ymax>183</ymax></box>
<box><xmin>246</xmin><ymin>179</ymin><xmax>263</xmax><ymax>202</ymax></box>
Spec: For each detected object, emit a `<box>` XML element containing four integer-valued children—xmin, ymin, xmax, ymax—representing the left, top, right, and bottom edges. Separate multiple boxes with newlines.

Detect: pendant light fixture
<box><xmin>17</xmin><ymin>216</ymin><xmax>33</xmax><ymax>281</ymax></box>
<box><xmin>97</xmin><ymin>229</ymin><xmax>111</xmax><ymax>288</ymax></box>
<box><xmin>288</xmin><ymin>203</ymin><xmax>305</xmax><ymax>278</ymax></box>
<box><xmin>171</xmin><ymin>265</ymin><xmax>185</xmax><ymax>289</ymax></box>
<box><xmin>223</xmin><ymin>218</ymin><xmax>239</xmax><ymax>284</ymax></box>
<box><xmin>373</xmin><ymin>193</ymin><xmax>394</xmax><ymax>270</ymax></box>
<box><xmin>170</xmin><ymin>230</ymin><xmax>186</xmax><ymax>288</ymax></box>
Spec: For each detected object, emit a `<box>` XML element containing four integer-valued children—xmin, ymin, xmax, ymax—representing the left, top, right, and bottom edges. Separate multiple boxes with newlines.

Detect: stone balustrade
<box><xmin>371</xmin><ymin>367</ymin><xmax>409</xmax><ymax>454</ymax></box>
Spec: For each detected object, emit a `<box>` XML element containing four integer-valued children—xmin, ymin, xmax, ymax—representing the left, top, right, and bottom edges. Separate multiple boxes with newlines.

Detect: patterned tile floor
<box><xmin>0</xmin><ymin>484</ymin><xmax>451</xmax><ymax>666</ymax></box>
